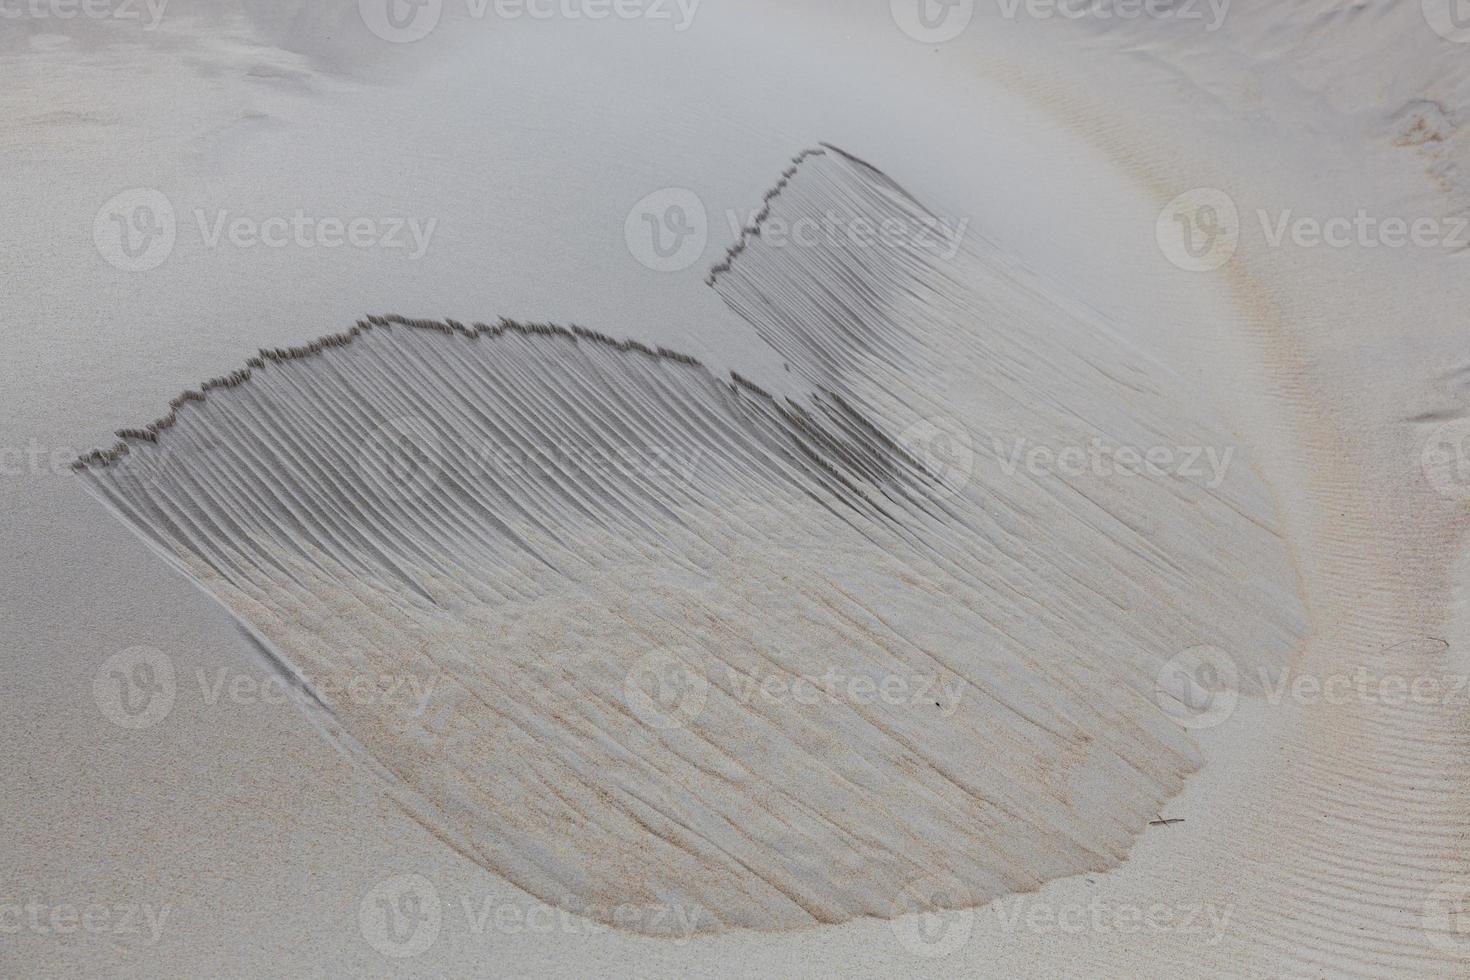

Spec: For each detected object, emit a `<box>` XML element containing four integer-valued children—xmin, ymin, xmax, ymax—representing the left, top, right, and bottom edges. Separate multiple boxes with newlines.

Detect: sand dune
<box><xmin>75</xmin><ymin>147</ymin><xmax>1303</xmax><ymax>934</ymax></box>
<box><xmin>10</xmin><ymin>1</ymin><xmax>1470</xmax><ymax>976</ymax></box>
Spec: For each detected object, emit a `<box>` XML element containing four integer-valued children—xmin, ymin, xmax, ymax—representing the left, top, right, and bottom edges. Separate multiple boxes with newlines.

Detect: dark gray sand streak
<box><xmin>75</xmin><ymin>148</ymin><xmax>1306</xmax><ymax>933</ymax></box>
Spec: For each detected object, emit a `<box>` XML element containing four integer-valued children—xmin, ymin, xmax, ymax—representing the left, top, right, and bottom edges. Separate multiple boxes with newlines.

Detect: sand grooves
<box><xmin>75</xmin><ymin>147</ymin><xmax>1305</xmax><ymax>934</ymax></box>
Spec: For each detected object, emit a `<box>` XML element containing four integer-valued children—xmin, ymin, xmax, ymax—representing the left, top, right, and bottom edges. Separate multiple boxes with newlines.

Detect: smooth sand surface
<box><xmin>6</xmin><ymin>1</ymin><xmax>1470</xmax><ymax>976</ymax></box>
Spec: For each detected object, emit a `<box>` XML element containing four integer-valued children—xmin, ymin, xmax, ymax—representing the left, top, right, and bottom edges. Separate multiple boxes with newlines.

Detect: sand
<box><xmin>5</xmin><ymin>1</ymin><xmax>1470</xmax><ymax>976</ymax></box>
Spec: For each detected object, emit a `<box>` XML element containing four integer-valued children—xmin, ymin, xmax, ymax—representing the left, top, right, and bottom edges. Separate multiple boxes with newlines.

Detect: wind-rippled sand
<box><xmin>76</xmin><ymin>148</ymin><xmax>1304</xmax><ymax>933</ymax></box>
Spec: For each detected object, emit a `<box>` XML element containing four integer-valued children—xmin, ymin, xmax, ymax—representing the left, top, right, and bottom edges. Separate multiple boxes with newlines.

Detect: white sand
<box><xmin>5</xmin><ymin>1</ymin><xmax>1470</xmax><ymax>976</ymax></box>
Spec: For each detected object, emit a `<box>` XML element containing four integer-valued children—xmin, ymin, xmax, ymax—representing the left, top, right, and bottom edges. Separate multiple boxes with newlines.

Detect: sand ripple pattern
<box><xmin>75</xmin><ymin>148</ymin><xmax>1306</xmax><ymax>934</ymax></box>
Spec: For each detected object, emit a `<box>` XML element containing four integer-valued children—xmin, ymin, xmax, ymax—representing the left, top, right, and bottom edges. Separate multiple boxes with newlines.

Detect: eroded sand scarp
<box><xmin>75</xmin><ymin>149</ymin><xmax>1305</xmax><ymax>934</ymax></box>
